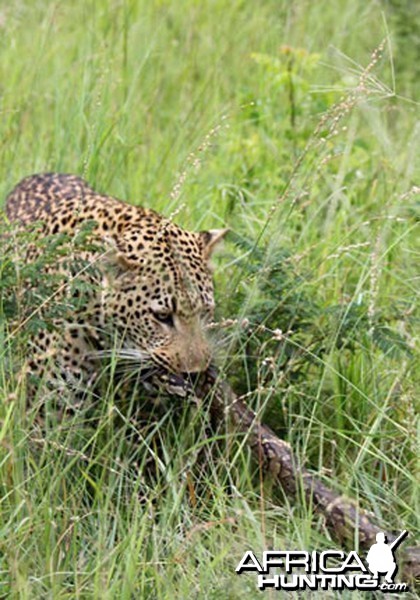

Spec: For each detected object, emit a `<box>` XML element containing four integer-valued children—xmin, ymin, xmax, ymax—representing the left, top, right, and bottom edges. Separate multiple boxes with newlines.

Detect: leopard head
<box><xmin>101</xmin><ymin>213</ymin><xmax>227</xmax><ymax>375</ymax></box>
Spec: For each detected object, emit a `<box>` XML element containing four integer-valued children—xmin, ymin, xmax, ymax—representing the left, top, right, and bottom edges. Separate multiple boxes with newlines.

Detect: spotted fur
<box><xmin>6</xmin><ymin>173</ymin><xmax>227</xmax><ymax>396</ymax></box>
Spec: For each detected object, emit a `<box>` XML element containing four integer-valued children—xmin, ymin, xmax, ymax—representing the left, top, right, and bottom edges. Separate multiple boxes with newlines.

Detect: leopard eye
<box><xmin>152</xmin><ymin>311</ymin><xmax>174</xmax><ymax>327</ymax></box>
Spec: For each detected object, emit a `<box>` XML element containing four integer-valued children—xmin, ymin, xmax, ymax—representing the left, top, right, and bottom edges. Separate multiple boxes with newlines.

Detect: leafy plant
<box><xmin>0</xmin><ymin>219</ymin><xmax>101</xmax><ymax>346</ymax></box>
<box><xmin>224</xmin><ymin>232</ymin><xmax>414</xmax><ymax>394</ymax></box>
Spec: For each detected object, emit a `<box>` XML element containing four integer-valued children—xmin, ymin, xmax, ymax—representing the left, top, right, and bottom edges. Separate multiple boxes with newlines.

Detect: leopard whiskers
<box><xmin>86</xmin><ymin>348</ymin><xmax>151</xmax><ymax>362</ymax></box>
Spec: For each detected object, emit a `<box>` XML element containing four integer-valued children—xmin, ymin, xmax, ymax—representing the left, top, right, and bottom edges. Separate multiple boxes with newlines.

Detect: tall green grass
<box><xmin>0</xmin><ymin>0</ymin><xmax>418</xmax><ymax>598</ymax></box>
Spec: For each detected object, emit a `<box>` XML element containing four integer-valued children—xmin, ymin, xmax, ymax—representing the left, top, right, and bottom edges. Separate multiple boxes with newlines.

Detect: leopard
<box><xmin>5</xmin><ymin>172</ymin><xmax>227</xmax><ymax>403</ymax></box>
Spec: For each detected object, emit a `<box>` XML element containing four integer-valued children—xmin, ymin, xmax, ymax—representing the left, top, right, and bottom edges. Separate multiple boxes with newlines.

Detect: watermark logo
<box><xmin>366</xmin><ymin>530</ymin><xmax>408</xmax><ymax>584</ymax></box>
<box><xmin>235</xmin><ymin>530</ymin><xmax>409</xmax><ymax>593</ymax></box>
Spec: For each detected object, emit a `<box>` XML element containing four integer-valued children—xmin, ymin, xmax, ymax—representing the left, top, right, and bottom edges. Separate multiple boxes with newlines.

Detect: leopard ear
<box><xmin>198</xmin><ymin>228</ymin><xmax>229</xmax><ymax>258</ymax></box>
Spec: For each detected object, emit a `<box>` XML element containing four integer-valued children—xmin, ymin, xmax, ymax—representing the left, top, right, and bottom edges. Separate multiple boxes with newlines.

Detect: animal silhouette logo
<box><xmin>366</xmin><ymin>530</ymin><xmax>408</xmax><ymax>583</ymax></box>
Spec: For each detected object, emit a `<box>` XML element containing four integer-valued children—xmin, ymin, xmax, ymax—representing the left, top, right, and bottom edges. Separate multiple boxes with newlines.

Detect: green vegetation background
<box><xmin>0</xmin><ymin>1</ymin><xmax>418</xmax><ymax>598</ymax></box>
